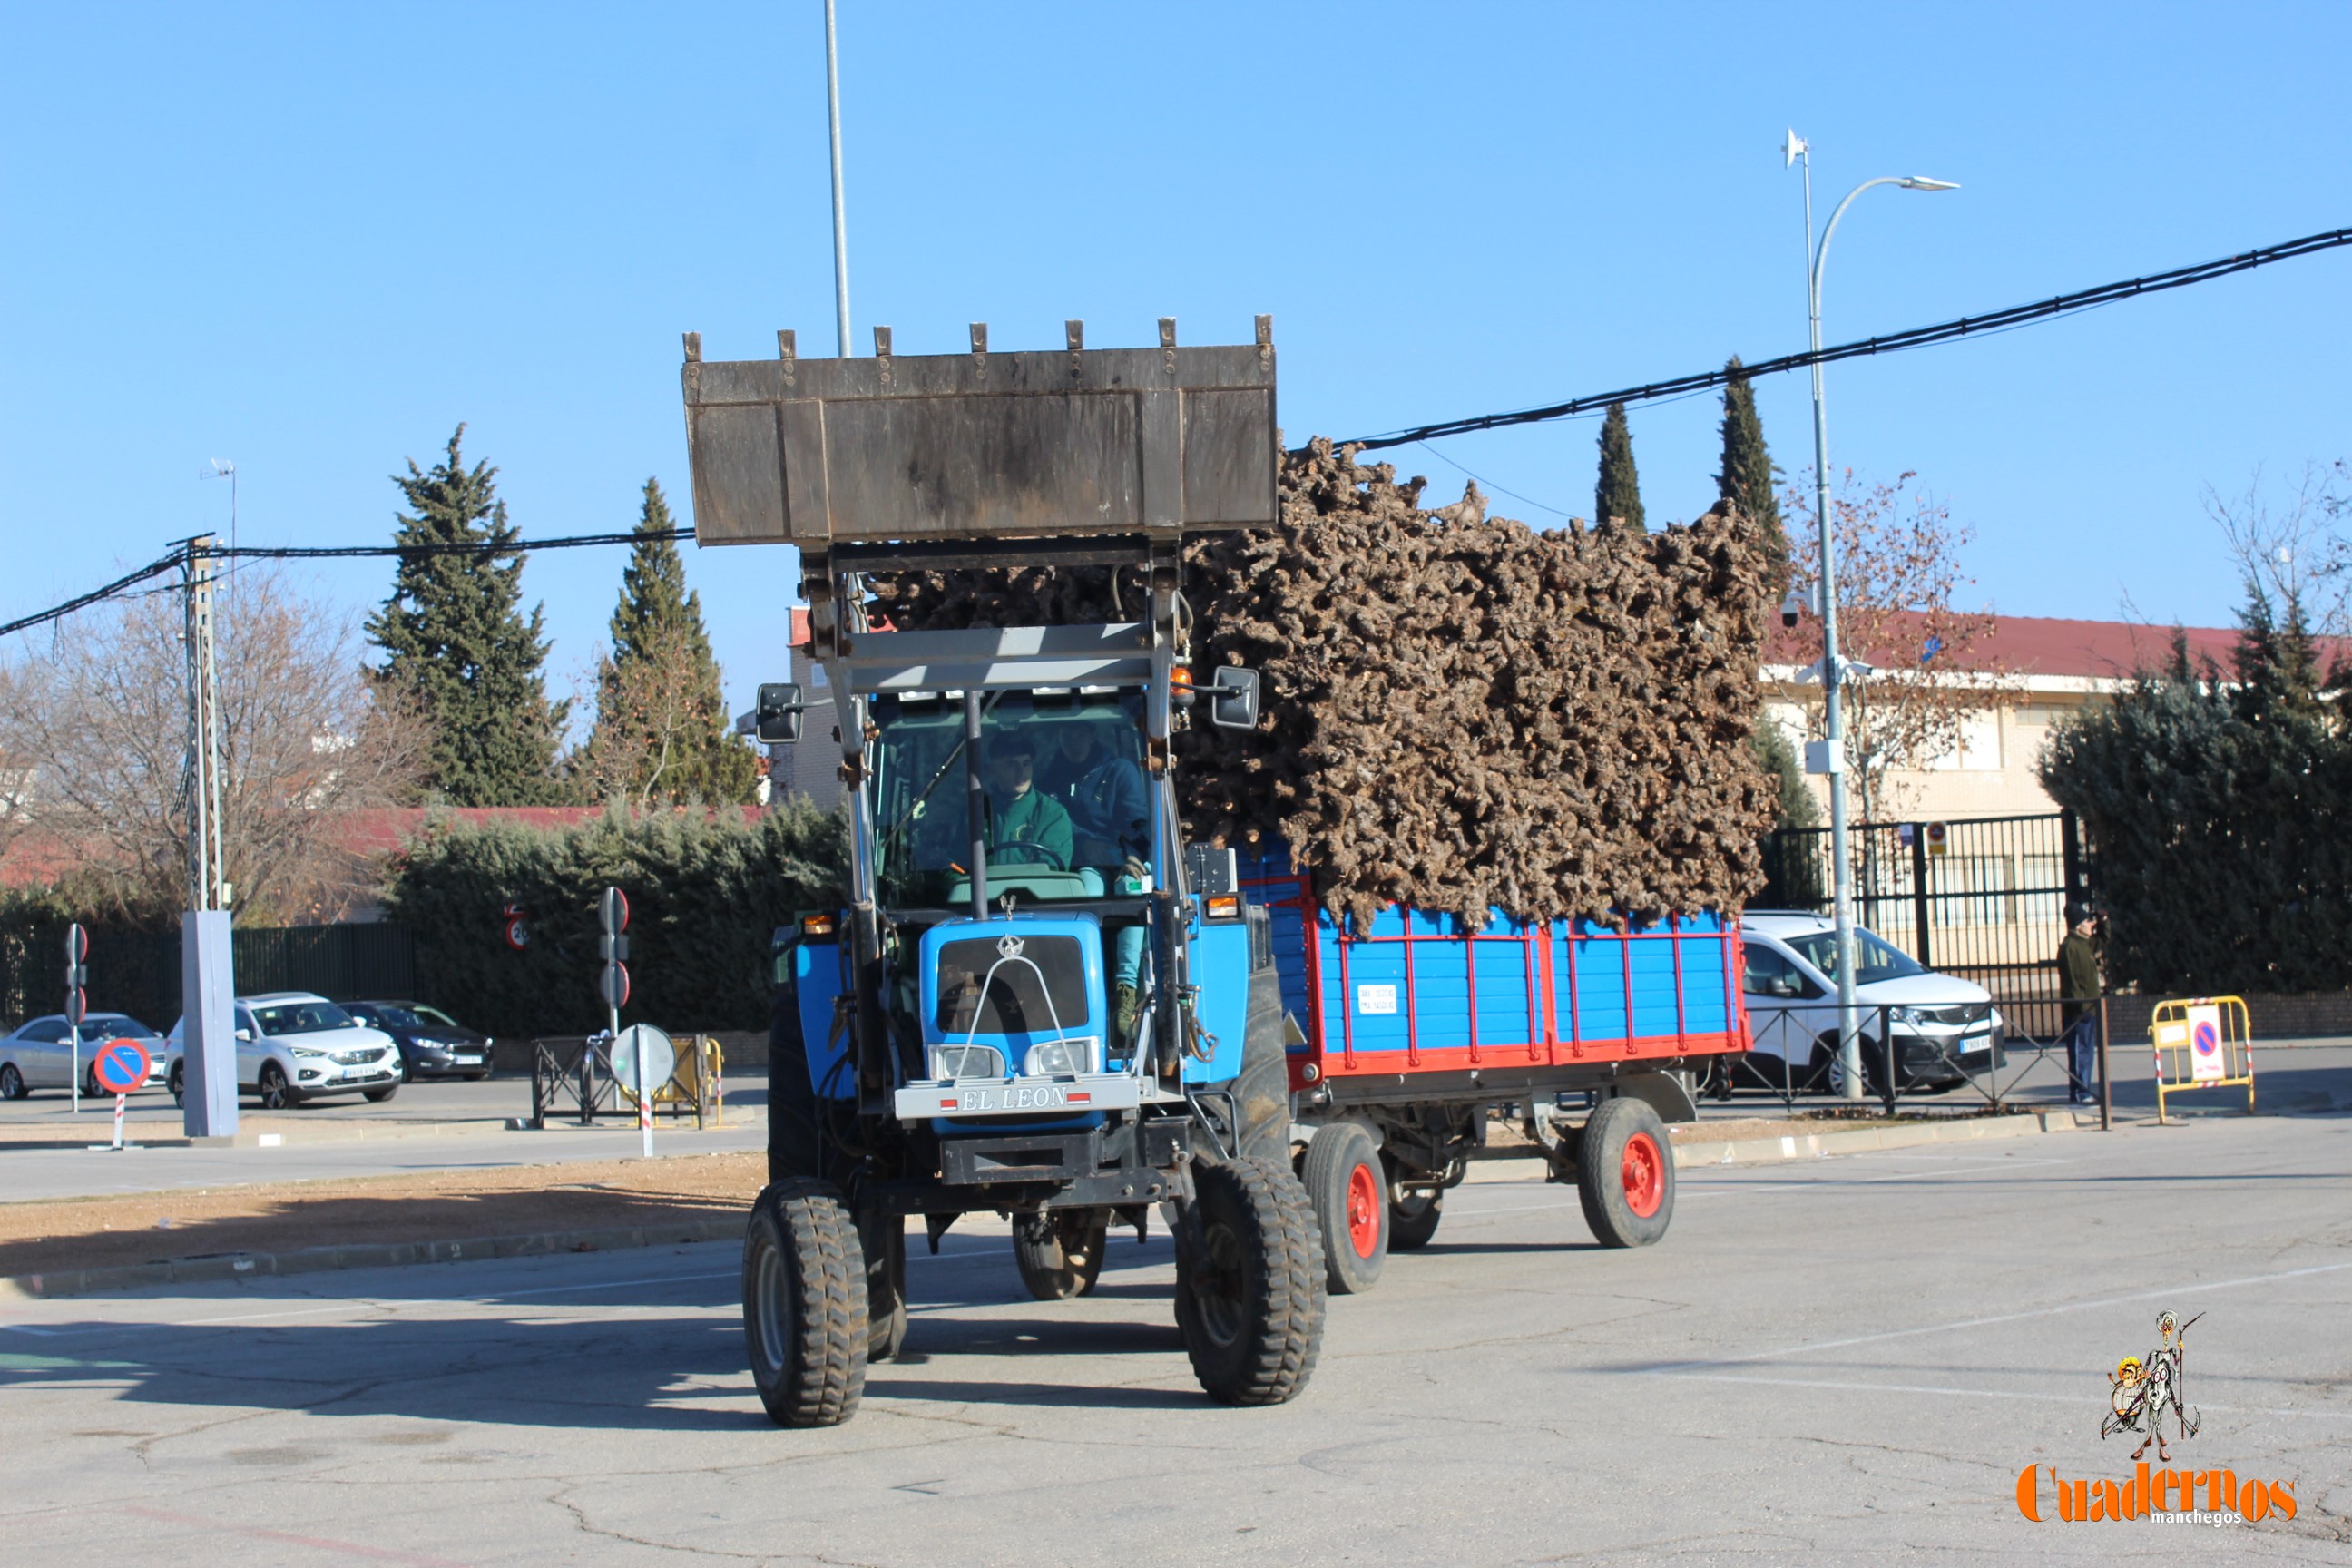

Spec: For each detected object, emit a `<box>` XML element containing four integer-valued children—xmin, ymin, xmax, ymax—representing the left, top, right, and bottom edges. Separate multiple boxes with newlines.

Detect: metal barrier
<box><xmin>529</xmin><ymin>1034</ymin><xmax>725</xmax><ymax>1130</ymax></box>
<box><xmin>1700</xmin><ymin>1000</ymin><xmax>2099</xmax><ymax>1116</ymax></box>
<box><xmin>2148</xmin><ymin>996</ymin><xmax>2255</xmax><ymax>1123</ymax></box>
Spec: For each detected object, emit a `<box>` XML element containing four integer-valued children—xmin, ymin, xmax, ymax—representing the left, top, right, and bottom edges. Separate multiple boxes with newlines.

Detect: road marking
<box><xmin>1659</xmin><ymin>1372</ymin><xmax>2352</xmax><ymax>1422</ymax></box>
<box><xmin>118</xmin><ymin>1505</ymin><xmax>471</xmax><ymax>1566</ymax></box>
<box><xmin>1645</xmin><ymin>1259</ymin><xmax>2352</xmax><ymax>1374</ymax></box>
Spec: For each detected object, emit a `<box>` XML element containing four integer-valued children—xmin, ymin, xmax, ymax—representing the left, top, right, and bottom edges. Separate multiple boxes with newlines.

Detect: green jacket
<box><xmin>989</xmin><ymin>788</ymin><xmax>1073</xmax><ymax>871</ymax></box>
<box><xmin>2058</xmin><ymin>931</ymin><xmax>2100</xmax><ymax>1026</ymax></box>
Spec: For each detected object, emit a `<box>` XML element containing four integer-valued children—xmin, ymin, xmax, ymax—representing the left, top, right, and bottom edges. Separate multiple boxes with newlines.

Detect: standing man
<box><xmin>1042</xmin><ymin>719</ymin><xmax>1152</xmax><ymax>1044</ymax></box>
<box><xmin>2058</xmin><ymin>902</ymin><xmax>2102</xmax><ymax>1106</ymax></box>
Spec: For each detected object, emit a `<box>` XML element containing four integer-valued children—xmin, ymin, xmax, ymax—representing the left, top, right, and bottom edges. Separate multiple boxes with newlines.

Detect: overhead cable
<box><xmin>1345</xmin><ymin>223</ymin><xmax>2352</xmax><ymax>451</ymax></box>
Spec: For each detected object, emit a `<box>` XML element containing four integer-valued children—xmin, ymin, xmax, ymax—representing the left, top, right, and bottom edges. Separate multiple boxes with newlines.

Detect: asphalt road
<box><xmin>5</xmin><ymin>1112</ymin><xmax>2347</xmax><ymax>1565</ymax></box>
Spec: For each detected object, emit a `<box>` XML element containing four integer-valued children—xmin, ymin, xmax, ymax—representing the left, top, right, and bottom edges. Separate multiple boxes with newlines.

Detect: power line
<box><xmin>1346</xmin><ymin>223</ymin><xmax>2352</xmax><ymax>451</ymax></box>
<box><xmin>0</xmin><ymin>528</ymin><xmax>695</xmax><ymax>641</ymax></box>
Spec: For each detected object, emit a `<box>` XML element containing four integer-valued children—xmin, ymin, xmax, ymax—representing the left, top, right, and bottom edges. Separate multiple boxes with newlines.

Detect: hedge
<box><xmin>380</xmin><ymin>801</ymin><xmax>847</xmax><ymax>1038</ymax></box>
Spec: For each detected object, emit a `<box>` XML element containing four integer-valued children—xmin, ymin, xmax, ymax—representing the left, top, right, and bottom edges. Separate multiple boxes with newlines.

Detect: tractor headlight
<box><xmin>1024</xmin><ymin>1037</ymin><xmax>1100</xmax><ymax>1076</ymax></box>
<box><xmin>930</xmin><ymin>1044</ymin><xmax>1004</xmax><ymax>1080</ymax></box>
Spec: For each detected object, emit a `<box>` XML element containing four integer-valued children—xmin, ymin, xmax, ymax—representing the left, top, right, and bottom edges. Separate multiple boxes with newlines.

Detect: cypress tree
<box><xmin>365</xmin><ymin>426</ymin><xmax>569</xmax><ymax>805</ymax></box>
<box><xmin>1716</xmin><ymin>357</ymin><xmax>1794</xmax><ymax>594</ymax></box>
<box><xmin>583</xmin><ymin>478</ymin><xmax>759</xmax><ymax>805</ymax></box>
<box><xmin>1593</xmin><ymin>401</ymin><xmax>1645</xmax><ymax>530</ymax></box>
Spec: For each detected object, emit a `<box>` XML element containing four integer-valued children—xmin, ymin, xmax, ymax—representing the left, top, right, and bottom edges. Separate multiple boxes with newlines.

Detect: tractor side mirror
<box><xmin>1208</xmin><ymin>666</ymin><xmax>1260</xmax><ymax>731</ymax></box>
<box><xmin>754</xmin><ymin>682</ymin><xmax>806</xmax><ymax>744</ymax></box>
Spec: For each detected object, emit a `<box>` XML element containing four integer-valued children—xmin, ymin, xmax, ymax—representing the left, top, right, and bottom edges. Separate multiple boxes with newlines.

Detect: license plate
<box><xmin>948</xmin><ymin>1084</ymin><xmax>1090</xmax><ymax>1113</ymax></box>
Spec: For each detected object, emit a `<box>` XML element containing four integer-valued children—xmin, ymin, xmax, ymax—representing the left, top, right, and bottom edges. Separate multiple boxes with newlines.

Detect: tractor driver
<box><xmin>985</xmin><ymin>729</ymin><xmax>1073</xmax><ymax>872</ymax></box>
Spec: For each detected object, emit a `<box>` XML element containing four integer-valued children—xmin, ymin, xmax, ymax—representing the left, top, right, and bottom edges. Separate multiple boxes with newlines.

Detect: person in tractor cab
<box><xmin>1041</xmin><ymin>716</ymin><xmax>1152</xmax><ymax>1045</ymax></box>
<box><xmin>985</xmin><ymin>729</ymin><xmax>1073</xmax><ymax>871</ymax></box>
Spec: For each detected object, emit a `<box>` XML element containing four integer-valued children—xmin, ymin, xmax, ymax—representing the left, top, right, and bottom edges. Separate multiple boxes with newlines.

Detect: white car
<box><xmin>1739</xmin><ymin>911</ymin><xmax>2005</xmax><ymax>1095</ymax></box>
<box><xmin>0</xmin><ymin>1013</ymin><xmax>171</xmax><ymax>1099</ymax></box>
<box><xmin>164</xmin><ymin>992</ymin><xmax>403</xmax><ymax>1110</ymax></box>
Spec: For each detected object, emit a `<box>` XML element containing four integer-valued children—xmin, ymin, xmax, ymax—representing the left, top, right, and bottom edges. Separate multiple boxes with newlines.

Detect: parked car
<box><xmin>163</xmin><ymin>992</ymin><xmax>403</xmax><ymax>1109</ymax></box>
<box><xmin>342</xmin><ymin>1001</ymin><xmax>494</xmax><ymax>1083</ymax></box>
<box><xmin>1737</xmin><ymin>910</ymin><xmax>2005</xmax><ymax>1095</ymax></box>
<box><xmin>0</xmin><ymin>1013</ymin><xmax>170</xmax><ymax>1099</ymax></box>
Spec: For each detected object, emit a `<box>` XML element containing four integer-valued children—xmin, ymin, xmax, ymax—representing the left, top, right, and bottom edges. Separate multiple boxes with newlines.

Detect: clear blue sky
<box><xmin>5</xmin><ymin>2</ymin><xmax>2348</xmax><ymax>724</ymax></box>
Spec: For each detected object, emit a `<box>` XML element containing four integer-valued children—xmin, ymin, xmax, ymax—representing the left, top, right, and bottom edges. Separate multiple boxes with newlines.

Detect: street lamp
<box><xmin>1783</xmin><ymin>131</ymin><xmax>1957</xmax><ymax>1100</ymax></box>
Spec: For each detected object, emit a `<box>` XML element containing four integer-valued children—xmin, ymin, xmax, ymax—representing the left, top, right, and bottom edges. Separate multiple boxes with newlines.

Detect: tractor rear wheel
<box><xmin>1174</xmin><ymin>1157</ymin><xmax>1325</xmax><ymax>1406</ymax></box>
<box><xmin>1574</xmin><ymin>1096</ymin><xmax>1675</xmax><ymax>1248</ymax></box>
<box><xmin>1013</xmin><ymin>1210</ymin><xmax>1110</xmax><ymax>1300</ymax></box>
<box><xmin>1301</xmin><ymin>1123</ymin><xmax>1387</xmax><ymax>1294</ymax></box>
<box><xmin>742</xmin><ymin>1180</ymin><xmax>868</xmax><ymax>1427</ymax></box>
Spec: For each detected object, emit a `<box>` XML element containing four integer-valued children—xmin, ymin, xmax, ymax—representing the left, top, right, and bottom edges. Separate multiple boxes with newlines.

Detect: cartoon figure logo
<box><xmin>2102</xmin><ymin>1310</ymin><xmax>2202</xmax><ymax>1462</ymax></box>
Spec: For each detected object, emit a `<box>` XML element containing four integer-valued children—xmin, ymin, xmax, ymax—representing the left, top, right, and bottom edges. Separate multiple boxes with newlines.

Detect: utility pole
<box><xmin>180</xmin><ymin>535</ymin><xmax>237</xmax><ymax>1136</ymax></box>
<box><xmin>824</xmin><ymin>0</ymin><xmax>852</xmax><ymax>357</ymax></box>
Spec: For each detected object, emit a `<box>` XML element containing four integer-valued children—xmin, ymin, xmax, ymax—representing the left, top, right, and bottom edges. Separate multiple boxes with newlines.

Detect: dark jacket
<box><xmin>2058</xmin><ymin>931</ymin><xmax>2101</xmax><ymax>1027</ymax></box>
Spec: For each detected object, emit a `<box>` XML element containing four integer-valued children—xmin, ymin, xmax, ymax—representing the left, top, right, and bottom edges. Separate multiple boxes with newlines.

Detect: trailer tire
<box><xmin>1013</xmin><ymin>1210</ymin><xmax>1110</xmax><ymax>1300</ymax></box>
<box><xmin>1175</xmin><ymin>1157</ymin><xmax>1325</xmax><ymax>1406</ymax></box>
<box><xmin>1575</xmin><ymin>1097</ymin><xmax>1674</xmax><ymax>1248</ymax></box>
<box><xmin>1387</xmin><ymin>1182</ymin><xmax>1445</xmax><ymax>1251</ymax></box>
<box><xmin>742</xmin><ymin>1180</ymin><xmax>868</xmax><ymax>1427</ymax></box>
<box><xmin>855</xmin><ymin>1203</ymin><xmax>908</xmax><ymax>1362</ymax></box>
<box><xmin>1302</xmin><ymin>1123</ymin><xmax>1387</xmax><ymax>1294</ymax></box>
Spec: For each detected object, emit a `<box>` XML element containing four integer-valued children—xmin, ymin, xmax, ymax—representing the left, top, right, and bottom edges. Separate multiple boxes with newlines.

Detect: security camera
<box><xmin>1780</xmin><ymin>588</ymin><xmax>1803</xmax><ymax>630</ymax></box>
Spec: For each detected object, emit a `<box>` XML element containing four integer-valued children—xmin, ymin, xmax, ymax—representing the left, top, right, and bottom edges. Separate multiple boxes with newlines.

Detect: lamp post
<box><xmin>823</xmin><ymin>0</ymin><xmax>851</xmax><ymax>357</ymax></box>
<box><xmin>1783</xmin><ymin>131</ymin><xmax>1957</xmax><ymax>1099</ymax></box>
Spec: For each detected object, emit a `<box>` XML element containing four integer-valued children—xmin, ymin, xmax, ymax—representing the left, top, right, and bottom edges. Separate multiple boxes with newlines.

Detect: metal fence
<box><xmin>1700</xmin><ymin>999</ymin><xmax>2103</xmax><ymax>1113</ymax></box>
<box><xmin>0</xmin><ymin>922</ymin><xmax>419</xmax><ymax>1032</ymax></box>
<box><xmin>1757</xmin><ymin>811</ymin><xmax>2093</xmax><ymax>1041</ymax></box>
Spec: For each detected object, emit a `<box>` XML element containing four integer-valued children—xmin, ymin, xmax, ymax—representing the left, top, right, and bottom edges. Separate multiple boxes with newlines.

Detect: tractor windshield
<box><xmin>871</xmin><ymin>690</ymin><xmax>1151</xmax><ymax>909</ymax></box>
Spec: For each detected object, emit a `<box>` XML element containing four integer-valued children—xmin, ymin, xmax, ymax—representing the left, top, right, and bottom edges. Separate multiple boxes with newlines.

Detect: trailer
<box><xmin>685</xmin><ymin>318</ymin><xmax>1327</xmax><ymax>1426</ymax></box>
<box><xmin>1236</xmin><ymin>844</ymin><xmax>1750</xmax><ymax>1292</ymax></box>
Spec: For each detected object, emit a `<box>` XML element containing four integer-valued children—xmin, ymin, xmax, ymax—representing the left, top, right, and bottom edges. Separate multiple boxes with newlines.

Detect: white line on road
<box><xmin>1647</xmin><ymin>1259</ymin><xmax>2352</xmax><ymax>1374</ymax></box>
<box><xmin>1656</xmin><ymin>1371</ymin><xmax>2352</xmax><ymax>1422</ymax></box>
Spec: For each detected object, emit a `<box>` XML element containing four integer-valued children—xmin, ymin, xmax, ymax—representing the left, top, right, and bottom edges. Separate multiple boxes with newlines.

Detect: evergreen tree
<box><xmin>579</xmin><ymin>478</ymin><xmax>759</xmax><ymax>806</ymax></box>
<box><xmin>1716</xmin><ymin>357</ymin><xmax>1794</xmax><ymax>594</ymax></box>
<box><xmin>2230</xmin><ymin>578</ymin><xmax>2326</xmax><ymax>723</ymax></box>
<box><xmin>365</xmin><ymin>426</ymin><xmax>569</xmax><ymax>805</ymax></box>
<box><xmin>1593</xmin><ymin>402</ymin><xmax>1645</xmax><ymax>530</ymax></box>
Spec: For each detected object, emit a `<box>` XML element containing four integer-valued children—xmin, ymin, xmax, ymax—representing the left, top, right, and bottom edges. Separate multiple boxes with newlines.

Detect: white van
<box><xmin>1739</xmin><ymin>911</ymin><xmax>2005</xmax><ymax>1094</ymax></box>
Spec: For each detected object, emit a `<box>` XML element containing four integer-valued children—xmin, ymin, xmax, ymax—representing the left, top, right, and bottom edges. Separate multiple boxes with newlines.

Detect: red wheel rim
<box><xmin>1346</xmin><ymin>1160</ymin><xmax>1382</xmax><ymax>1258</ymax></box>
<box><xmin>1621</xmin><ymin>1132</ymin><xmax>1664</xmax><ymax>1219</ymax></box>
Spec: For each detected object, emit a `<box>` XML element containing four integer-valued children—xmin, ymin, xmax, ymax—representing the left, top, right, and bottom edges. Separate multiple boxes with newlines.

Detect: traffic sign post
<box><xmin>87</xmin><ymin>1037</ymin><xmax>151</xmax><ymax>1152</ymax></box>
<box><xmin>598</xmin><ymin>887</ymin><xmax>651</xmax><ymax>1157</ymax></box>
<box><xmin>64</xmin><ymin>924</ymin><xmax>89</xmax><ymax>1114</ymax></box>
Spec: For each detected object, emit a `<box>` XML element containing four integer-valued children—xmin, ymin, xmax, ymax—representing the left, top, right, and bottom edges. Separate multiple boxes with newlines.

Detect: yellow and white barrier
<box><xmin>2148</xmin><ymin>996</ymin><xmax>2254</xmax><ymax>1124</ymax></box>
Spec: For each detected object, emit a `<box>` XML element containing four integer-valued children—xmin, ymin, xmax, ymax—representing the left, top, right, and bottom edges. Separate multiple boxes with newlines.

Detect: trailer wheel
<box><xmin>742</xmin><ymin>1180</ymin><xmax>868</xmax><ymax>1427</ymax></box>
<box><xmin>1175</xmin><ymin>1157</ymin><xmax>1326</xmax><ymax>1406</ymax></box>
<box><xmin>1013</xmin><ymin>1210</ymin><xmax>1110</xmax><ymax>1300</ymax></box>
<box><xmin>1574</xmin><ymin>1097</ymin><xmax>1674</xmax><ymax>1248</ymax></box>
<box><xmin>1302</xmin><ymin>1123</ymin><xmax>1387</xmax><ymax>1293</ymax></box>
<box><xmin>1387</xmin><ymin>1181</ymin><xmax>1445</xmax><ymax>1251</ymax></box>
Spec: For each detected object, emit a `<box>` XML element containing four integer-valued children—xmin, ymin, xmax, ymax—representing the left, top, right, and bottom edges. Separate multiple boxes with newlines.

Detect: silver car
<box><xmin>0</xmin><ymin>1013</ymin><xmax>171</xmax><ymax>1100</ymax></box>
<box><xmin>164</xmin><ymin>992</ymin><xmax>403</xmax><ymax>1109</ymax></box>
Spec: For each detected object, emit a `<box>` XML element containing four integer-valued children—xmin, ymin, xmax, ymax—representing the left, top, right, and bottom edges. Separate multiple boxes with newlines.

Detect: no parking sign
<box><xmin>93</xmin><ymin>1037</ymin><xmax>151</xmax><ymax>1095</ymax></box>
<box><xmin>2184</xmin><ymin>1002</ymin><xmax>2226</xmax><ymax>1083</ymax></box>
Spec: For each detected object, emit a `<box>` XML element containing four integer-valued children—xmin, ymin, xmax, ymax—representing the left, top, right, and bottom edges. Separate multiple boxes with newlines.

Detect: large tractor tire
<box><xmin>1575</xmin><ymin>1096</ymin><xmax>1675</xmax><ymax>1249</ymax></box>
<box><xmin>742</xmin><ymin>1180</ymin><xmax>868</xmax><ymax>1427</ymax></box>
<box><xmin>1301</xmin><ymin>1122</ymin><xmax>1387</xmax><ymax>1294</ymax></box>
<box><xmin>1174</xmin><ymin>1156</ymin><xmax>1325</xmax><ymax>1406</ymax></box>
<box><xmin>1013</xmin><ymin>1210</ymin><xmax>1111</xmax><ymax>1300</ymax></box>
<box><xmin>855</xmin><ymin>1203</ymin><xmax>908</xmax><ymax>1363</ymax></box>
<box><xmin>1231</xmin><ymin>962</ymin><xmax>1290</xmax><ymax>1162</ymax></box>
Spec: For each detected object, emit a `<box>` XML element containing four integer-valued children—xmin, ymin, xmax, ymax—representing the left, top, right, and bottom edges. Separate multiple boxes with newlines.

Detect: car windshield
<box><xmin>358</xmin><ymin>1005</ymin><xmax>421</xmax><ymax>1028</ymax></box>
<box><xmin>870</xmin><ymin>690</ymin><xmax>1151</xmax><ymax>908</ymax></box>
<box><xmin>78</xmin><ymin>1017</ymin><xmax>154</xmax><ymax>1040</ymax></box>
<box><xmin>253</xmin><ymin>1001</ymin><xmax>357</xmax><ymax>1035</ymax></box>
<box><xmin>1783</xmin><ymin>928</ymin><xmax>1926</xmax><ymax>986</ymax></box>
<box><xmin>410</xmin><ymin>1005</ymin><xmax>462</xmax><ymax>1030</ymax></box>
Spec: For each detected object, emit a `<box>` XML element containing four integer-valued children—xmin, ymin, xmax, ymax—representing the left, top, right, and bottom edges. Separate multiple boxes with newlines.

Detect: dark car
<box><xmin>343</xmin><ymin>1002</ymin><xmax>495</xmax><ymax>1082</ymax></box>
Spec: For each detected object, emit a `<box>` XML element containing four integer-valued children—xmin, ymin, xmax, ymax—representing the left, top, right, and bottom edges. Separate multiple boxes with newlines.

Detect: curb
<box><xmin>0</xmin><ymin>1216</ymin><xmax>744</xmax><ymax>1303</ymax></box>
<box><xmin>1459</xmin><ymin>1108</ymin><xmax>2090</xmax><ymax>1184</ymax></box>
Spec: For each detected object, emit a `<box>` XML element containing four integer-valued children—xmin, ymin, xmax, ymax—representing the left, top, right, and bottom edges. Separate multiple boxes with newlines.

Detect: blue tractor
<box><xmin>681</xmin><ymin>318</ymin><xmax>1324</xmax><ymax>1426</ymax></box>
